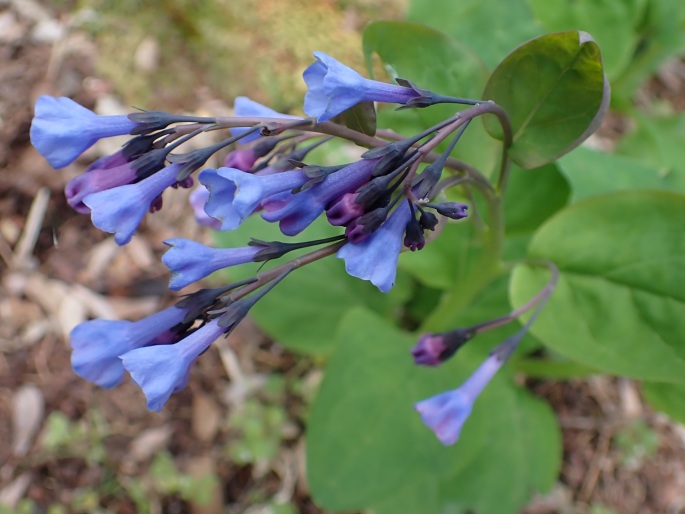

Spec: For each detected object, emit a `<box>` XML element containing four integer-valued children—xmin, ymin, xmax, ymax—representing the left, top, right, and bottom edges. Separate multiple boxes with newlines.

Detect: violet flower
<box><xmin>162</xmin><ymin>238</ymin><xmax>261</xmax><ymax>291</ymax></box>
<box><xmin>66</xmin><ymin>160</ymin><xmax>138</xmax><ymax>214</ymax></box>
<box><xmin>189</xmin><ymin>186</ymin><xmax>222</xmax><ymax>230</ymax></box>
<box><xmin>199</xmin><ymin>167</ymin><xmax>308</xmax><ymax>231</ymax></box>
<box><xmin>414</xmin><ymin>353</ymin><xmax>503</xmax><ymax>445</ymax></box>
<box><xmin>83</xmin><ymin>163</ymin><xmax>182</xmax><ymax>245</ymax></box>
<box><xmin>70</xmin><ymin>306</ymin><xmax>187</xmax><ymax>389</ymax></box>
<box><xmin>261</xmin><ymin>158</ymin><xmax>378</xmax><ymax>236</ymax></box>
<box><xmin>336</xmin><ymin>201</ymin><xmax>412</xmax><ymax>292</ymax></box>
<box><xmin>303</xmin><ymin>52</ymin><xmax>420</xmax><ymax>122</ymax></box>
<box><xmin>30</xmin><ymin>95</ymin><xmax>138</xmax><ymax>169</ymax></box>
<box><xmin>121</xmin><ymin>318</ymin><xmax>226</xmax><ymax>411</ymax></box>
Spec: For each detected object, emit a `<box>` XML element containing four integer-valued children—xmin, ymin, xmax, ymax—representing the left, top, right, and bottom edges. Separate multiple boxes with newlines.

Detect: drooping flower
<box><xmin>30</xmin><ymin>95</ymin><xmax>139</xmax><ymax>169</ymax></box>
<box><xmin>261</xmin><ymin>158</ymin><xmax>378</xmax><ymax>236</ymax></box>
<box><xmin>232</xmin><ymin>96</ymin><xmax>301</xmax><ymax>143</ymax></box>
<box><xmin>65</xmin><ymin>159</ymin><xmax>138</xmax><ymax>214</ymax></box>
<box><xmin>83</xmin><ymin>163</ymin><xmax>182</xmax><ymax>245</ymax></box>
<box><xmin>411</xmin><ymin>329</ymin><xmax>472</xmax><ymax>367</ymax></box>
<box><xmin>162</xmin><ymin>238</ymin><xmax>261</xmax><ymax>290</ymax></box>
<box><xmin>199</xmin><ymin>167</ymin><xmax>308</xmax><ymax>231</ymax></box>
<box><xmin>303</xmin><ymin>52</ymin><xmax>421</xmax><ymax>122</ymax></box>
<box><xmin>70</xmin><ymin>305</ymin><xmax>188</xmax><ymax>389</ymax></box>
<box><xmin>414</xmin><ymin>353</ymin><xmax>503</xmax><ymax>445</ymax></box>
<box><xmin>336</xmin><ymin>200</ymin><xmax>412</xmax><ymax>292</ymax></box>
<box><xmin>121</xmin><ymin>318</ymin><xmax>226</xmax><ymax>411</ymax></box>
<box><xmin>189</xmin><ymin>185</ymin><xmax>221</xmax><ymax>229</ymax></box>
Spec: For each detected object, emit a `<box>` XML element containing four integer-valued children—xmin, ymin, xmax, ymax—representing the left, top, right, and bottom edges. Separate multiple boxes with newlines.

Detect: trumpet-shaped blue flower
<box><xmin>414</xmin><ymin>353</ymin><xmax>503</xmax><ymax>445</ymax></box>
<box><xmin>336</xmin><ymin>201</ymin><xmax>412</xmax><ymax>292</ymax></box>
<box><xmin>162</xmin><ymin>238</ymin><xmax>261</xmax><ymax>290</ymax></box>
<box><xmin>121</xmin><ymin>318</ymin><xmax>226</xmax><ymax>411</ymax></box>
<box><xmin>303</xmin><ymin>52</ymin><xmax>420</xmax><ymax>122</ymax></box>
<box><xmin>70</xmin><ymin>305</ymin><xmax>187</xmax><ymax>389</ymax></box>
<box><xmin>261</xmin><ymin>158</ymin><xmax>377</xmax><ymax>236</ymax></box>
<box><xmin>199</xmin><ymin>167</ymin><xmax>308</xmax><ymax>231</ymax></box>
<box><xmin>66</xmin><ymin>160</ymin><xmax>138</xmax><ymax>214</ymax></box>
<box><xmin>83</xmin><ymin>163</ymin><xmax>182</xmax><ymax>245</ymax></box>
<box><xmin>232</xmin><ymin>96</ymin><xmax>301</xmax><ymax>143</ymax></box>
<box><xmin>30</xmin><ymin>95</ymin><xmax>138</xmax><ymax>169</ymax></box>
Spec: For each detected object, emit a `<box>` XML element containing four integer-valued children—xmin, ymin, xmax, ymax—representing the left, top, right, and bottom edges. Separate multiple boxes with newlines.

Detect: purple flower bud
<box><xmin>344</xmin><ymin>219</ymin><xmax>371</xmax><ymax>244</ymax></box>
<box><xmin>65</xmin><ymin>160</ymin><xmax>138</xmax><ymax>214</ymax></box>
<box><xmin>162</xmin><ymin>238</ymin><xmax>261</xmax><ymax>291</ymax></box>
<box><xmin>121</xmin><ymin>318</ymin><xmax>227</xmax><ymax>411</ymax></box>
<box><xmin>411</xmin><ymin>329</ymin><xmax>471</xmax><ymax>366</ymax></box>
<box><xmin>261</xmin><ymin>158</ymin><xmax>378</xmax><ymax>236</ymax></box>
<box><xmin>415</xmin><ymin>354</ymin><xmax>503</xmax><ymax>445</ymax></box>
<box><xmin>224</xmin><ymin>148</ymin><xmax>258</xmax><ymax>171</ymax></box>
<box><xmin>337</xmin><ymin>201</ymin><xmax>412</xmax><ymax>292</ymax></box>
<box><xmin>232</xmin><ymin>96</ymin><xmax>301</xmax><ymax>143</ymax></box>
<box><xmin>83</xmin><ymin>163</ymin><xmax>182</xmax><ymax>245</ymax></box>
<box><xmin>303</xmin><ymin>52</ymin><xmax>420</xmax><ymax>122</ymax></box>
<box><xmin>70</xmin><ymin>305</ymin><xmax>188</xmax><ymax>389</ymax></box>
<box><xmin>419</xmin><ymin>211</ymin><xmax>439</xmax><ymax>231</ymax></box>
<box><xmin>430</xmin><ymin>202</ymin><xmax>469</xmax><ymax>220</ymax></box>
<box><xmin>84</xmin><ymin>149</ymin><xmax>130</xmax><ymax>173</ymax></box>
<box><xmin>30</xmin><ymin>96</ymin><xmax>138</xmax><ymax>169</ymax></box>
<box><xmin>199</xmin><ymin>167</ymin><xmax>308</xmax><ymax>231</ymax></box>
<box><xmin>326</xmin><ymin>192</ymin><xmax>365</xmax><ymax>226</ymax></box>
<box><xmin>189</xmin><ymin>186</ymin><xmax>221</xmax><ymax>229</ymax></box>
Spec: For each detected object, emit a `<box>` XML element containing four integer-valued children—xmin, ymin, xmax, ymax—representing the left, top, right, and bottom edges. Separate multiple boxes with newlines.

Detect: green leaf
<box><xmin>362</xmin><ymin>20</ymin><xmax>498</xmax><ymax>175</ymax></box>
<box><xmin>528</xmin><ymin>0</ymin><xmax>644</xmax><ymax>79</ymax></box>
<box><xmin>642</xmin><ymin>381</ymin><xmax>685</xmax><ymax>425</ymax></box>
<box><xmin>558</xmin><ymin>146</ymin><xmax>685</xmax><ymax>202</ymax></box>
<box><xmin>307</xmin><ymin>309</ymin><xmax>560</xmax><ymax>514</ymax></box>
<box><xmin>615</xmin><ymin>112</ymin><xmax>685</xmax><ymax>179</ymax></box>
<box><xmin>483</xmin><ymin>31</ymin><xmax>609</xmax><ymax>169</ymax></box>
<box><xmin>510</xmin><ymin>190</ymin><xmax>685</xmax><ymax>382</ymax></box>
<box><xmin>330</xmin><ymin>100</ymin><xmax>377</xmax><ymax>136</ymax></box>
<box><xmin>214</xmin><ymin>216</ymin><xmax>412</xmax><ymax>355</ymax></box>
<box><xmin>406</xmin><ymin>0</ymin><xmax>544</xmax><ymax>69</ymax></box>
<box><xmin>504</xmin><ymin>162</ymin><xmax>571</xmax><ymax>260</ymax></box>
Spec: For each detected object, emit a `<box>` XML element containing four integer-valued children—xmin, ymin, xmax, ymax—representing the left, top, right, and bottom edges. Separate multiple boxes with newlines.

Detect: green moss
<box><xmin>81</xmin><ymin>0</ymin><xmax>404</xmax><ymax>110</ymax></box>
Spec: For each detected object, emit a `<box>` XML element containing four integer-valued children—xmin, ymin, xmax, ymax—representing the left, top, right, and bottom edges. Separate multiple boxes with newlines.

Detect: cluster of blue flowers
<box><xmin>30</xmin><ymin>51</ymin><xmax>542</xmax><ymax>446</ymax></box>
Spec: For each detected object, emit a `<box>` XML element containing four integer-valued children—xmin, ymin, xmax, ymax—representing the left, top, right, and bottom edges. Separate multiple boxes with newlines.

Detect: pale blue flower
<box><xmin>70</xmin><ymin>306</ymin><xmax>187</xmax><ymax>389</ymax></box>
<box><xmin>303</xmin><ymin>52</ymin><xmax>420</xmax><ymax>122</ymax></box>
<box><xmin>232</xmin><ymin>96</ymin><xmax>301</xmax><ymax>143</ymax></box>
<box><xmin>199</xmin><ymin>167</ymin><xmax>308</xmax><ymax>231</ymax></box>
<box><xmin>336</xmin><ymin>201</ymin><xmax>411</xmax><ymax>292</ymax></box>
<box><xmin>415</xmin><ymin>355</ymin><xmax>503</xmax><ymax>445</ymax></box>
<box><xmin>30</xmin><ymin>95</ymin><xmax>138</xmax><ymax>168</ymax></box>
<box><xmin>162</xmin><ymin>238</ymin><xmax>261</xmax><ymax>290</ymax></box>
<box><xmin>121</xmin><ymin>319</ymin><xmax>226</xmax><ymax>411</ymax></box>
<box><xmin>83</xmin><ymin>163</ymin><xmax>182</xmax><ymax>245</ymax></box>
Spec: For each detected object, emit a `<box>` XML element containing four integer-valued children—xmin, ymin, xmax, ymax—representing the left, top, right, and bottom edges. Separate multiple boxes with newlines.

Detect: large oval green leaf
<box><xmin>510</xmin><ymin>190</ymin><xmax>685</xmax><ymax>382</ymax></box>
<box><xmin>483</xmin><ymin>31</ymin><xmax>609</xmax><ymax>169</ymax></box>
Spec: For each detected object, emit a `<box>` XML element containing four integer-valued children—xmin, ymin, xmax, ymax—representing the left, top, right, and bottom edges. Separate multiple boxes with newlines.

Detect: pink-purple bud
<box><xmin>326</xmin><ymin>193</ymin><xmax>366</xmax><ymax>226</ymax></box>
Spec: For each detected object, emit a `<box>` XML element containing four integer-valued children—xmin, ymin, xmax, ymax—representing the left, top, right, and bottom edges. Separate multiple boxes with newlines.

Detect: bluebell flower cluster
<box><xmin>31</xmin><ymin>51</ymin><xmax>496</xmax><ymax>412</ymax></box>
